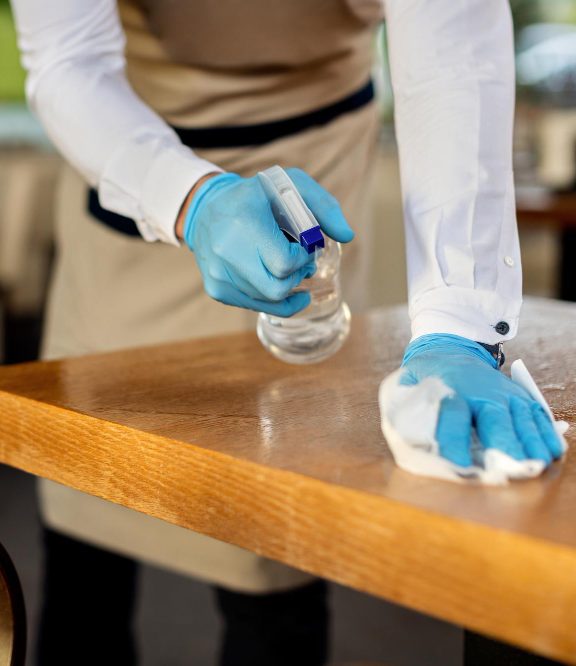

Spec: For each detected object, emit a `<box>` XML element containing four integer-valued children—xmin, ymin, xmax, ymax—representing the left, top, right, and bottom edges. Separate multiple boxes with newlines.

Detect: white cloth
<box><xmin>11</xmin><ymin>0</ymin><xmax>521</xmax><ymax>342</ymax></box>
<box><xmin>379</xmin><ymin>359</ymin><xmax>569</xmax><ymax>486</ymax></box>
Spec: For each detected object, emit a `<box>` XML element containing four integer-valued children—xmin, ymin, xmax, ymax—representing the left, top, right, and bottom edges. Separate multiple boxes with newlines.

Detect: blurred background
<box><xmin>0</xmin><ymin>1</ymin><xmax>575</xmax><ymax>664</ymax></box>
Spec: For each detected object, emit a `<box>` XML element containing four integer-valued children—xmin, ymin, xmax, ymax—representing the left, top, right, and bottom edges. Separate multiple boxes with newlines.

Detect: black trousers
<box><xmin>36</xmin><ymin>528</ymin><xmax>329</xmax><ymax>666</ymax></box>
<box><xmin>36</xmin><ymin>528</ymin><xmax>563</xmax><ymax>666</ymax></box>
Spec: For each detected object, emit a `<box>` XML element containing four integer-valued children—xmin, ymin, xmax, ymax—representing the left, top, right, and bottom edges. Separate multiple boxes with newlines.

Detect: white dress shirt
<box><xmin>10</xmin><ymin>0</ymin><xmax>522</xmax><ymax>344</ymax></box>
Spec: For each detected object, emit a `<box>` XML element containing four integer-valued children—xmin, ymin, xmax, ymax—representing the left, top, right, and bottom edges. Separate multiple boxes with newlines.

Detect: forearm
<box><xmin>385</xmin><ymin>0</ymin><xmax>522</xmax><ymax>344</ymax></box>
<box><xmin>11</xmin><ymin>0</ymin><xmax>221</xmax><ymax>245</ymax></box>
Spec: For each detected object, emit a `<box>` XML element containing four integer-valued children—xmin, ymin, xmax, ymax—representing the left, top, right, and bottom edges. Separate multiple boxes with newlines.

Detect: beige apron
<box><xmin>39</xmin><ymin>0</ymin><xmax>383</xmax><ymax>592</ymax></box>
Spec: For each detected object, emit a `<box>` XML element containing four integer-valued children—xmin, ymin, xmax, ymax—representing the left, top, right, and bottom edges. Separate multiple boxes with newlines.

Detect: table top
<box><xmin>0</xmin><ymin>298</ymin><xmax>575</xmax><ymax>663</ymax></box>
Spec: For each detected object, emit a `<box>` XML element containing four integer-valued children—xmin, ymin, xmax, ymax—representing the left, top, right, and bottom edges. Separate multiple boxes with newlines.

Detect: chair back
<box><xmin>0</xmin><ymin>542</ymin><xmax>26</xmax><ymax>666</ymax></box>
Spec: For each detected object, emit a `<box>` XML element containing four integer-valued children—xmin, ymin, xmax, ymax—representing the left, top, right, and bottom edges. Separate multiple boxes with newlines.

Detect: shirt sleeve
<box><xmin>10</xmin><ymin>0</ymin><xmax>222</xmax><ymax>245</ymax></box>
<box><xmin>384</xmin><ymin>0</ymin><xmax>522</xmax><ymax>344</ymax></box>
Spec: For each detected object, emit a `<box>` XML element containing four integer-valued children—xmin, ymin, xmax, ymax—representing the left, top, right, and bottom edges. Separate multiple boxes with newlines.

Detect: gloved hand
<box><xmin>183</xmin><ymin>168</ymin><xmax>354</xmax><ymax>316</ymax></box>
<box><xmin>400</xmin><ymin>334</ymin><xmax>565</xmax><ymax>467</ymax></box>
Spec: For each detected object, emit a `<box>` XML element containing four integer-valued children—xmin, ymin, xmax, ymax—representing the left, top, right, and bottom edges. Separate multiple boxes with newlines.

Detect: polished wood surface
<box><xmin>0</xmin><ymin>298</ymin><xmax>575</xmax><ymax>663</ymax></box>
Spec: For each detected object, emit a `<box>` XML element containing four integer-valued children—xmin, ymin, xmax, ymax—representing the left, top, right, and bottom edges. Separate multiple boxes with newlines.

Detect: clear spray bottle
<box><xmin>256</xmin><ymin>166</ymin><xmax>351</xmax><ymax>364</ymax></box>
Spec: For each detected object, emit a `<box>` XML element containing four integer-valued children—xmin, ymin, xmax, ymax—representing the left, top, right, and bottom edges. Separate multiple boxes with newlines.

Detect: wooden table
<box><xmin>516</xmin><ymin>188</ymin><xmax>576</xmax><ymax>301</ymax></box>
<box><xmin>0</xmin><ymin>298</ymin><xmax>575</xmax><ymax>664</ymax></box>
<box><xmin>517</xmin><ymin>189</ymin><xmax>576</xmax><ymax>228</ymax></box>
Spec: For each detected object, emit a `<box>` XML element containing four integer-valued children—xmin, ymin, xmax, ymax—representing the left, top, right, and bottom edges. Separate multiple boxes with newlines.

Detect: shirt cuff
<box><xmin>409</xmin><ymin>287</ymin><xmax>522</xmax><ymax>344</ymax></box>
<box><xmin>99</xmin><ymin>129</ymin><xmax>223</xmax><ymax>246</ymax></box>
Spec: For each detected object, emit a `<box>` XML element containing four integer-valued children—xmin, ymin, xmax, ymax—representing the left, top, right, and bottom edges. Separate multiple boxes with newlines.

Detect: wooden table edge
<box><xmin>0</xmin><ymin>389</ymin><xmax>574</xmax><ymax>664</ymax></box>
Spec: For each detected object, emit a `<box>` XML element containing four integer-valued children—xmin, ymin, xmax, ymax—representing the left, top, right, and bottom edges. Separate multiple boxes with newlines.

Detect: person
<box><xmin>10</xmin><ymin>0</ymin><xmax>563</xmax><ymax>664</ymax></box>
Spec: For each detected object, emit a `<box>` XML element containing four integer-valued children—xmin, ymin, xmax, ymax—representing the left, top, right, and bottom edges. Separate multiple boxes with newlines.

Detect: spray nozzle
<box><xmin>257</xmin><ymin>166</ymin><xmax>325</xmax><ymax>254</ymax></box>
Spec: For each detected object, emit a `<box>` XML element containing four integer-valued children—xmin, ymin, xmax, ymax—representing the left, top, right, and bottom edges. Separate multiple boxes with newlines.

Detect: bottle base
<box><xmin>257</xmin><ymin>303</ymin><xmax>351</xmax><ymax>365</ymax></box>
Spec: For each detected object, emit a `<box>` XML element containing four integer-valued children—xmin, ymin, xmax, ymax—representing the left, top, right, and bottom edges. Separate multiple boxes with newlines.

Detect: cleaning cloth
<box><xmin>379</xmin><ymin>359</ymin><xmax>569</xmax><ymax>485</ymax></box>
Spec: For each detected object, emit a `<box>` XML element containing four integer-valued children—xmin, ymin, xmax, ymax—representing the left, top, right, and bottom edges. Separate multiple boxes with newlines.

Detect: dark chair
<box><xmin>0</xmin><ymin>541</ymin><xmax>26</xmax><ymax>666</ymax></box>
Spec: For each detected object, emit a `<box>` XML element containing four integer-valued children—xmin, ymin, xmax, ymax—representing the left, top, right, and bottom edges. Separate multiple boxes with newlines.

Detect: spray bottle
<box><xmin>256</xmin><ymin>166</ymin><xmax>350</xmax><ymax>364</ymax></box>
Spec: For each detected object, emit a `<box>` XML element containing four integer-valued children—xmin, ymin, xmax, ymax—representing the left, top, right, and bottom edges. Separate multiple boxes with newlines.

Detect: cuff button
<box><xmin>495</xmin><ymin>321</ymin><xmax>510</xmax><ymax>335</ymax></box>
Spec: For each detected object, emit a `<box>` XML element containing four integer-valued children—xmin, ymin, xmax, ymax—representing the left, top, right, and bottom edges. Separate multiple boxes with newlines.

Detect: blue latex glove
<box><xmin>183</xmin><ymin>168</ymin><xmax>354</xmax><ymax>317</ymax></box>
<box><xmin>401</xmin><ymin>334</ymin><xmax>564</xmax><ymax>467</ymax></box>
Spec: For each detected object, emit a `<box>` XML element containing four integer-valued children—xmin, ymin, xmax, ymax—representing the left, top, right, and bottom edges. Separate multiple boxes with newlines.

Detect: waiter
<box><xmin>11</xmin><ymin>0</ymin><xmax>563</xmax><ymax>664</ymax></box>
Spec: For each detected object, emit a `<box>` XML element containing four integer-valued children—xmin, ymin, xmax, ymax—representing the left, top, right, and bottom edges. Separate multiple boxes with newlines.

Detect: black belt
<box><xmin>88</xmin><ymin>79</ymin><xmax>375</xmax><ymax>238</ymax></box>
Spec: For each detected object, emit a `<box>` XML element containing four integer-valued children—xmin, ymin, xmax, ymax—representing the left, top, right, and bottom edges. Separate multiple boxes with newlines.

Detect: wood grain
<box><xmin>0</xmin><ymin>298</ymin><xmax>575</xmax><ymax>663</ymax></box>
